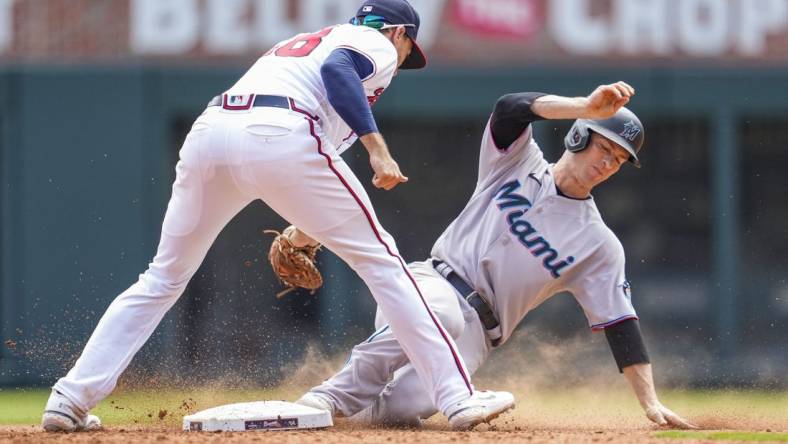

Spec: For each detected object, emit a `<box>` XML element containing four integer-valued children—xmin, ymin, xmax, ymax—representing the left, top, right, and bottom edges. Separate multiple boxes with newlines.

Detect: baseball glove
<box><xmin>264</xmin><ymin>226</ymin><xmax>323</xmax><ymax>299</ymax></box>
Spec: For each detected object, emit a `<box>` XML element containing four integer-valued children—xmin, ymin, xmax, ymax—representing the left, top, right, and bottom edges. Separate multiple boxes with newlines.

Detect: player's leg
<box><xmin>353</xmin><ymin>300</ymin><xmax>490</xmax><ymax>426</ymax></box>
<box><xmin>251</xmin><ymin>117</ymin><xmax>474</xmax><ymax>416</ymax></box>
<box><xmin>299</xmin><ymin>261</ymin><xmax>466</xmax><ymax>416</ymax></box>
<box><xmin>48</xmin><ymin>116</ymin><xmax>252</xmax><ymax>422</ymax></box>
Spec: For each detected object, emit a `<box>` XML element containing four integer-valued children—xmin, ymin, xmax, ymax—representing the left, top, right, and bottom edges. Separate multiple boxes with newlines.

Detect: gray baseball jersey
<box><xmin>431</xmin><ymin>121</ymin><xmax>637</xmax><ymax>344</ymax></box>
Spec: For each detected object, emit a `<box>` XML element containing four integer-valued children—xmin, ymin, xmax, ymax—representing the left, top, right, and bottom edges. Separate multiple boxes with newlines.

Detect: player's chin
<box><xmin>603</xmin><ymin>168</ymin><xmax>621</xmax><ymax>183</ymax></box>
<box><xmin>594</xmin><ymin>175</ymin><xmax>611</xmax><ymax>187</ymax></box>
<box><xmin>587</xmin><ymin>174</ymin><xmax>608</xmax><ymax>189</ymax></box>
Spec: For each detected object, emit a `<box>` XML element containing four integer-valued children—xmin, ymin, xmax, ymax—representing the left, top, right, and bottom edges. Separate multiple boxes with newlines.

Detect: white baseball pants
<box><xmin>53</xmin><ymin>105</ymin><xmax>473</xmax><ymax>415</ymax></box>
<box><xmin>308</xmin><ymin>260</ymin><xmax>491</xmax><ymax>423</ymax></box>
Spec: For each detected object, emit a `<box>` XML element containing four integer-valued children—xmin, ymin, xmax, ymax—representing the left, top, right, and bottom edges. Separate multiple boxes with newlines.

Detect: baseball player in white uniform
<box><xmin>42</xmin><ymin>0</ymin><xmax>513</xmax><ymax>432</ymax></box>
<box><xmin>295</xmin><ymin>82</ymin><xmax>697</xmax><ymax>429</ymax></box>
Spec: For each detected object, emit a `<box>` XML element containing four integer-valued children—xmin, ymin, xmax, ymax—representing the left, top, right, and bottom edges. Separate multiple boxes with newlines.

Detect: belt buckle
<box><xmin>465</xmin><ymin>292</ymin><xmax>503</xmax><ymax>347</ymax></box>
<box><xmin>464</xmin><ymin>290</ymin><xmax>479</xmax><ymax>303</ymax></box>
<box><xmin>221</xmin><ymin>94</ymin><xmax>256</xmax><ymax>113</ymax></box>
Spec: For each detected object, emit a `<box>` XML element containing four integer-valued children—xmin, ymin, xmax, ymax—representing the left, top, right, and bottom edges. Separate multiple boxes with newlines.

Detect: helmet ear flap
<box><xmin>564</xmin><ymin>121</ymin><xmax>591</xmax><ymax>153</ymax></box>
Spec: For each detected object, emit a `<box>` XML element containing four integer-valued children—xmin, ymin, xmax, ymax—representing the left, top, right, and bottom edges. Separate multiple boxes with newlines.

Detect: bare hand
<box><xmin>645</xmin><ymin>403</ymin><xmax>698</xmax><ymax>429</ymax></box>
<box><xmin>583</xmin><ymin>81</ymin><xmax>635</xmax><ymax>120</ymax></box>
<box><xmin>370</xmin><ymin>154</ymin><xmax>408</xmax><ymax>190</ymax></box>
<box><xmin>284</xmin><ymin>225</ymin><xmax>319</xmax><ymax>248</ymax></box>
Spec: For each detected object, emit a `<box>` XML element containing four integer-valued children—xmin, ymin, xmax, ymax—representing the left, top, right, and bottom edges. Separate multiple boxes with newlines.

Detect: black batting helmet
<box><xmin>563</xmin><ymin>107</ymin><xmax>644</xmax><ymax>168</ymax></box>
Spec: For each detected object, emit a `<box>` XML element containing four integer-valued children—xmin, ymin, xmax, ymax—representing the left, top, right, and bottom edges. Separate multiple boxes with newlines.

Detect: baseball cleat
<box><xmin>41</xmin><ymin>390</ymin><xmax>102</xmax><ymax>432</ymax></box>
<box><xmin>295</xmin><ymin>392</ymin><xmax>335</xmax><ymax>415</ymax></box>
<box><xmin>82</xmin><ymin>414</ymin><xmax>102</xmax><ymax>431</ymax></box>
<box><xmin>446</xmin><ymin>390</ymin><xmax>515</xmax><ymax>431</ymax></box>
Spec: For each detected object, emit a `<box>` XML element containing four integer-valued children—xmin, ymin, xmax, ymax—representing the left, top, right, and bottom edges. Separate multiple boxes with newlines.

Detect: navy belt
<box><xmin>432</xmin><ymin>260</ymin><xmax>502</xmax><ymax>347</ymax></box>
<box><xmin>207</xmin><ymin>94</ymin><xmax>291</xmax><ymax>111</ymax></box>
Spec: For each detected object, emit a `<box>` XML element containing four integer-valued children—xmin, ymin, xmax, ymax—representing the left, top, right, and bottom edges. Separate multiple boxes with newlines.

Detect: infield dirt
<box><xmin>3</xmin><ymin>388</ymin><xmax>785</xmax><ymax>444</ymax></box>
<box><xmin>2</xmin><ymin>421</ymin><xmax>786</xmax><ymax>444</ymax></box>
<box><xmin>4</xmin><ymin>334</ymin><xmax>785</xmax><ymax>442</ymax></box>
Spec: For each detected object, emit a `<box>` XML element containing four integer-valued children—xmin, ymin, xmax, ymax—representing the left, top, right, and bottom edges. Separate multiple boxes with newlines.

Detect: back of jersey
<box><xmin>226</xmin><ymin>24</ymin><xmax>398</xmax><ymax>148</ymax></box>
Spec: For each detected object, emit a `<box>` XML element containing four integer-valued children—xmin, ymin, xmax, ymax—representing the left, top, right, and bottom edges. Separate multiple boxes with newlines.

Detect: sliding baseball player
<box><xmin>294</xmin><ymin>82</ymin><xmax>697</xmax><ymax>429</ymax></box>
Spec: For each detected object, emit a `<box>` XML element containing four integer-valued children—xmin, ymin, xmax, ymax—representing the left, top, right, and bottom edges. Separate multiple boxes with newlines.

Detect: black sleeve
<box><xmin>489</xmin><ymin>92</ymin><xmax>548</xmax><ymax>149</ymax></box>
<box><xmin>604</xmin><ymin>319</ymin><xmax>651</xmax><ymax>373</ymax></box>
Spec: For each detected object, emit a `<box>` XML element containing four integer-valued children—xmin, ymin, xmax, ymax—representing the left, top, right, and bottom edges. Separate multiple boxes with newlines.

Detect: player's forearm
<box><xmin>623</xmin><ymin>363</ymin><xmax>698</xmax><ymax>429</ymax></box>
<box><xmin>531</xmin><ymin>95</ymin><xmax>593</xmax><ymax>120</ymax></box>
<box><xmin>359</xmin><ymin>132</ymin><xmax>408</xmax><ymax>190</ymax></box>
<box><xmin>534</xmin><ymin>82</ymin><xmax>635</xmax><ymax>121</ymax></box>
<box><xmin>359</xmin><ymin>132</ymin><xmax>391</xmax><ymax>159</ymax></box>
<box><xmin>622</xmin><ymin>363</ymin><xmax>660</xmax><ymax>410</ymax></box>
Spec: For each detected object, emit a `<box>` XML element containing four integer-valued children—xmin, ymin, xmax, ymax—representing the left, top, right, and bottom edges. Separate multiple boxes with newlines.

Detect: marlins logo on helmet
<box><xmin>620</xmin><ymin>120</ymin><xmax>641</xmax><ymax>141</ymax></box>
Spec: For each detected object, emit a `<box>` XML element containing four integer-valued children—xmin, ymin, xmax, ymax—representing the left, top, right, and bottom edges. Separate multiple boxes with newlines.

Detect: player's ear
<box><xmin>395</xmin><ymin>25</ymin><xmax>407</xmax><ymax>40</ymax></box>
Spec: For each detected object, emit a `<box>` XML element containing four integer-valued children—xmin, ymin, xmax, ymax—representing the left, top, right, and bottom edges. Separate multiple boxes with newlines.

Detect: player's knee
<box><xmin>136</xmin><ymin>266</ymin><xmax>191</xmax><ymax>299</ymax></box>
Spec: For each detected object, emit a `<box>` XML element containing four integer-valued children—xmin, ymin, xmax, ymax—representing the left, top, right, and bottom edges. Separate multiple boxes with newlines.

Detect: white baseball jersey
<box><xmin>431</xmin><ymin>120</ymin><xmax>637</xmax><ymax>344</ymax></box>
<box><xmin>226</xmin><ymin>24</ymin><xmax>398</xmax><ymax>153</ymax></box>
<box><xmin>54</xmin><ymin>23</ymin><xmax>477</xmax><ymax>415</ymax></box>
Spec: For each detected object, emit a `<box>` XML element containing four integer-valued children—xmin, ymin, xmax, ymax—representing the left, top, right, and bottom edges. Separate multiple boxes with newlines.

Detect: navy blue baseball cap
<box><xmin>351</xmin><ymin>0</ymin><xmax>427</xmax><ymax>69</ymax></box>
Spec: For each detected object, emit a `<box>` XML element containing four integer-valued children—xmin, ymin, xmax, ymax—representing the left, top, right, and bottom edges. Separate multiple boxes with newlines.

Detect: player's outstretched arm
<box><xmin>319</xmin><ymin>48</ymin><xmax>407</xmax><ymax>191</ymax></box>
<box><xmin>622</xmin><ymin>363</ymin><xmax>698</xmax><ymax>429</ymax></box>
<box><xmin>488</xmin><ymin>81</ymin><xmax>634</xmax><ymax>148</ymax></box>
<box><xmin>531</xmin><ymin>81</ymin><xmax>635</xmax><ymax>121</ymax></box>
<box><xmin>604</xmin><ymin>319</ymin><xmax>696</xmax><ymax>429</ymax></box>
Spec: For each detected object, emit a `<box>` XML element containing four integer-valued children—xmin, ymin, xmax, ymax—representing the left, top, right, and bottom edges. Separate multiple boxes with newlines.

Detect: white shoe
<box><xmin>41</xmin><ymin>390</ymin><xmax>102</xmax><ymax>432</ymax></box>
<box><xmin>446</xmin><ymin>390</ymin><xmax>515</xmax><ymax>431</ymax></box>
<box><xmin>295</xmin><ymin>392</ymin><xmax>335</xmax><ymax>415</ymax></box>
<box><xmin>82</xmin><ymin>414</ymin><xmax>102</xmax><ymax>431</ymax></box>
